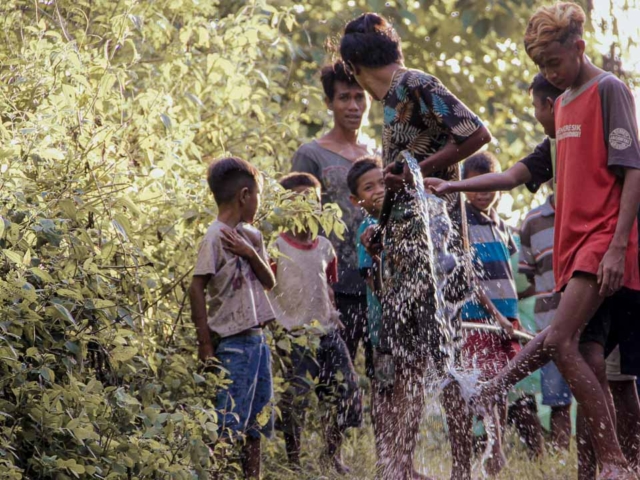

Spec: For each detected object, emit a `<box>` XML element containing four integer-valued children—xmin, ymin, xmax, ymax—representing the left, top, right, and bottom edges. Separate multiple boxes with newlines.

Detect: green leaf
<box><xmin>53</xmin><ymin>304</ymin><xmax>76</xmax><ymax>325</ymax></box>
<box><xmin>56</xmin><ymin>288</ymin><xmax>83</xmax><ymax>301</ymax></box>
<box><xmin>111</xmin><ymin>346</ymin><xmax>137</xmax><ymax>362</ymax></box>
<box><xmin>473</xmin><ymin>19</ymin><xmax>492</xmax><ymax>39</ymax></box>
<box><xmin>30</xmin><ymin>267</ymin><xmax>55</xmax><ymax>283</ymax></box>
<box><xmin>2</xmin><ymin>249</ymin><xmax>23</xmax><ymax>265</ymax></box>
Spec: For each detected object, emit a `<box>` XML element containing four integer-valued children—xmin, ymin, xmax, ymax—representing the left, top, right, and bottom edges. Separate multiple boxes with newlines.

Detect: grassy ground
<box><xmin>262</xmin><ymin>393</ymin><xmax>578</xmax><ymax>480</ymax></box>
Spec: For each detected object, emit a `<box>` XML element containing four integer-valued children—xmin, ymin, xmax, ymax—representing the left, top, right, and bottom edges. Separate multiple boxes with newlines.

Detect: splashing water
<box><xmin>380</xmin><ymin>151</ymin><xmax>501</xmax><ymax>478</ymax></box>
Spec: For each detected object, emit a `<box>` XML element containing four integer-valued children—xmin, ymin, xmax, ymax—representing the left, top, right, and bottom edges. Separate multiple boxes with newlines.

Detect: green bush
<box><xmin>0</xmin><ymin>1</ymin><xmax>340</xmax><ymax>478</ymax></box>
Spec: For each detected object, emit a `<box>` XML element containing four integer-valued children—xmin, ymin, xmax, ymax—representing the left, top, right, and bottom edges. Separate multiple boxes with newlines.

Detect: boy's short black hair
<box><xmin>321</xmin><ymin>62</ymin><xmax>360</xmax><ymax>101</ymax></box>
<box><xmin>462</xmin><ymin>152</ymin><xmax>501</xmax><ymax>179</ymax></box>
<box><xmin>279</xmin><ymin>172</ymin><xmax>321</xmax><ymax>191</ymax></box>
<box><xmin>207</xmin><ymin>157</ymin><xmax>261</xmax><ymax>205</ymax></box>
<box><xmin>347</xmin><ymin>156</ymin><xmax>383</xmax><ymax>196</ymax></box>
<box><xmin>529</xmin><ymin>73</ymin><xmax>564</xmax><ymax>102</ymax></box>
<box><xmin>340</xmin><ymin>13</ymin><xmax>403</xmax><ymax>69</ymax></box>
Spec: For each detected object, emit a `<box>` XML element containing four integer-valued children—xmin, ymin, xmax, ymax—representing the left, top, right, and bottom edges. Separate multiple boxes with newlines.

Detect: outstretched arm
<box><xmin>425</xmin><ymin>162</ymin><xmax>532</xmax><ymax>195</ymax></box>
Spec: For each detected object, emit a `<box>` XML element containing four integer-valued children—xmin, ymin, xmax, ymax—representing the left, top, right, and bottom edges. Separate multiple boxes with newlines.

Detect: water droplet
<box><xmin>451</xmin><ymin>11</ymin><xmax>459</xmax><ymax>17</ymax></box>
<box><xmin>425</xmin><ymin>36</ymin><xmax>430</xmax><ymax>41</ymax></box>
<box><xmin>385</xmin><ymin>1</ymin><xmax>391</xmax><ymax>6</ymax></box>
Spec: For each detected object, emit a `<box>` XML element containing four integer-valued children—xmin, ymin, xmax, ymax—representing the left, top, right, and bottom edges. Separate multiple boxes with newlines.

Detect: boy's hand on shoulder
<box><xmin>221</xmin><ymin>229</ymin><xmax>256</xmax><ymax>259</ymax></box>
<box><xmin>597</xmin><ymin>243</ymin><xmax>626</xmax><ymax>296</ymax></box>
<box><xmin>424</xmin><ymin>177</ymin><xmax>454</xmax><ymax>195</ymax></box>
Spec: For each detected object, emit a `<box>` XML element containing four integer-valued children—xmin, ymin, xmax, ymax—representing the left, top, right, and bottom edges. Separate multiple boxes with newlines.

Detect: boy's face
<box><xmin>350</xmin><ymin>168</ymin><xmax>385</xmax><ymax>217</ymax></box>
<box><xmin>532</xmin><ymin>93</ymin><xmax>556</xmax><ymax>138</ymax></box>
<box><xmin>326</xmin><ymin>81</ymin><xmax>370</xmax><ymax>131</ymax></box>
<box><xmin>465</xmin><ymin>171</ymin><xmax>498</xmax><ymax>213</ymax></box>
<box><xmin>534</xmin><ymin>38</ymin><xmax>584</xmax><ymax>91</ymax></box>
<box><xmin>240</xmin><ymin>181</ymin><xmax>262</xmax><ymax>224</ymax></box>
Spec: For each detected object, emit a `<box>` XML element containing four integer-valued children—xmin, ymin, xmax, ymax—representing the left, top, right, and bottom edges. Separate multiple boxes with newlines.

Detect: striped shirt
<box><xmin>462</xmin><ymin>203</ymin><xmax>519</xmax><ymax>321</ymax></box>
<box><xmin>518</xmin><ymin>195</ymin><xmax>560</xmax><ymax>331</ymax></box>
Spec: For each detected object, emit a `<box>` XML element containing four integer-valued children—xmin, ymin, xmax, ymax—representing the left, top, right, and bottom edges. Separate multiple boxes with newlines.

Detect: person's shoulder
<box><xmin>523</xmin><ymin>202</ymin><xmax>548</xmax><ymax>224</ymax></box>
<box><xmin>404</xmin><ymin>69</ymin><xmax>440</xmax><ymax>89</ymax></box>
<box><xmin>203</xmin><ymin>220</ymin><xmax>225</xmax><ymax>241</ymax></box>
<box><xmin>598</xmin><ymin>72</ymin><xmax>628</xmax><ymax>92</ymax></box>
<box><xmin>294</xmin><ymin>141</ymin><xmax>321</xmax><ymax>157</ymax></box>
<box><xmin>238</xmin><ymin>223</ymin><xmax>265</xmax><ymax>246</ymax></box>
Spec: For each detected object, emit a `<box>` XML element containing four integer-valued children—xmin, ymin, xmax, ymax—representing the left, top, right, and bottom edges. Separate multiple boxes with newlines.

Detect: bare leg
<box><xmin>381</xmin><ymin>359</ymin><xmax>428</xmax><ymax>480</ymax></box>
<box><xmin>578</xmin><ymin>405</ymin><xmax>597</xmax><ymax>480</ymax></box>
<box><xmin>480</xmin><ymin>276</ymin><xmax>628</xmax><ymax>472</ymax></box>
<box><xmin>241</xmin><ymin>436</ymin><xmax>261</xmax><ymax>479</ymax></box>
<box><xmin>284</xmin><ymin>428</ymin><xmax>302</xmax><ymax>467</ymax></box>
<box><xmin>549</xmin><ymin>405</ymin><xmax>572</xmax><ymax>452</ymax></box>
<box><xmin>441</xmin><ymin>381</ymin><xmax>472</xmax><ymax>480</ymax></box>
<box><xmin>325</xmin><ymin>420</ymin><xmax>350</xmax><ymax>475</ymax></box>
<box><xmin>483</xmin><ymin>393</ymin><xmax>508</xmax><ymax>476</ymax></box>
<box><xmin>372</xmin><ymin>385</ymin><xmax>393</xmax><ymax>479</ymax></box>
<box><xmin>577</xmin><ymin>342</ymin><xmax>615</xmax><ymax>480</ymax></box>
<box><xmin>611</xmin><ymin>380</ymin><xmax>640</xmax><ymax>470</ymax></box>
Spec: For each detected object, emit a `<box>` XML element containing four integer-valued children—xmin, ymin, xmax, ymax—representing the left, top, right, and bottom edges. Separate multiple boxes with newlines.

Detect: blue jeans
<box><xmin>215</xmin><ymin>332</ymin><xmax>274</xmax><ymax>439</ymax></box>
<box><xmin>541</xmin><ymin>361</ymin><xmax>572</xmax><ymax>407</ymax></box>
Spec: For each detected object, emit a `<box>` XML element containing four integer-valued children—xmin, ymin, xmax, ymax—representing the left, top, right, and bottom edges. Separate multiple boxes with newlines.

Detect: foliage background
<box><xmin>0</xmin><ymin>0</ymin><xmax>636</xmax><ymax>478</ymax></box>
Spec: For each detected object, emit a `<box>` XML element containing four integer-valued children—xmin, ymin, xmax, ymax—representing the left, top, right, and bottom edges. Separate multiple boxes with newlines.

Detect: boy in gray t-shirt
<box><xmin>189</xmin><ymin>157</ymin><xmax>276</xmax><ymax>479</ymax></box>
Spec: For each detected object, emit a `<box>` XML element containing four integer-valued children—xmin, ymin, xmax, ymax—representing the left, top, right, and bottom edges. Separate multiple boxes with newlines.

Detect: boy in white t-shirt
<box><xmin>271</xmin><ymin>173</ymin><xmax>362</xmax><ymax>474</ymax></box>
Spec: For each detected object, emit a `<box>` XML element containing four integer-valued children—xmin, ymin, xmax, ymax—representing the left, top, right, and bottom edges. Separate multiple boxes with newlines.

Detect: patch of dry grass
<box><xmin>263</xmin><ymin>398</ymin><xmax>577</xmax><ymax>480</ymax></box>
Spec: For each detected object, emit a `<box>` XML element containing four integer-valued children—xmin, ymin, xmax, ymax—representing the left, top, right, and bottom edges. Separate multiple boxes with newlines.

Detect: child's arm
<box><xmin>425</xmin><ymin>162</ymin><xmax>532</xmax><ymax>195</ymax></box>
<box><xmin>476</xmin><ymin>288</ymin><xmax>515</xmax><ymax>337</ymax></box>
<box><xmin>425</xmin><ymin>137</ymin><xmax>554</xmax><ymax>195</ymax></box>
<box><xmin>221</xmin><ymin>229</ymin><xmax>276</xmax><ymax>290</ymax></box>
<box><xmin>597</xmin><ymin>77</ymin><xmax>640</xmax><ymax>295</ymax></box>
<box><xmin>189</xmin><ymin>275</ymin><xmax>214</xmax><ymax>362</ymax></box>
<box><xmin>599</xmin><ymin>168</ymin><xmax>640</xmax><ymax>295</ymax></box>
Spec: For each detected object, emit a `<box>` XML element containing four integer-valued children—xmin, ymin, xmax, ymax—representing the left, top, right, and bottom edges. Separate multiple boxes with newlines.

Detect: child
<box><xmin>188</xmin><ymin>157</ymin><xmax>277</xmax><ymax>480</ymax></box>
<box><xmin>347</xmin><ymin>157</ymin><xmax>393</xmax><ymax>474</ymax></box>
<box><xmin>270</xmin><ymin>173</ymin><xmax>362</xmax><ymax>475</ymax></box>
<box><xmin>517</xmin><ymin>74</ymin><xmax>573</xmax><ymax>453</ymax></box>
<box><xmin>459</xmin><ymin>152</ymin><xmax>521</xmax><ymax>475</ymax></box>
<box><xmin>426</xmin><ymin>4</ymin><xmax>640</xmax><ymax>477</ymax></box>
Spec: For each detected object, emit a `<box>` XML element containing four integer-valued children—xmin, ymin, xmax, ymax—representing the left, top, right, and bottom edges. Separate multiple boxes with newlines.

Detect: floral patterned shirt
<box><xmin>382</xmin><ymin>68</ymin><xmax>484</xmax><ymax>250</ymax></box>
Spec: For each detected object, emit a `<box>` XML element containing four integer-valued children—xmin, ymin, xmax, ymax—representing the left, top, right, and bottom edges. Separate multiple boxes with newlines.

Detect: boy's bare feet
<box><xmin>332</xmin><ymin>456</ymin><xmax>351</xmax><ymax>475</ymax></box>
<box><xmin>482</xmin><ymin>450</ymin><xmax>507</xmax><ymax>477</ymax></box>
<box><xmin>598</xmin><ymin>463</ymin><xmax>638</xmax><ymax>480</ymax></box>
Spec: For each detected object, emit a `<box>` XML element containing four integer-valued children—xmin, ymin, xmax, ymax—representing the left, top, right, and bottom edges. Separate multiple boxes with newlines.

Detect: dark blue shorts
<box><xmin>277</xmin><ymin>330</ymin><xmax>362</xmax><ymax>435</ymax></box>
<box><xmin>215</xmin><ymin>332</ymin><xmax>274</xmax><ymax>439</ymax></box>
<box><xmin>540</xmin><ymin>361</ymin><xmax>572</xmax><ymax>407</ymax></box>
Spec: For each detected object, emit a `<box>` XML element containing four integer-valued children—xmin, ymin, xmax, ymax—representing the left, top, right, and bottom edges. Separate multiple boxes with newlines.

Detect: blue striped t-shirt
<box><xmin>462</xmin><ymin>202</ymin><xmax>519</xmax><ymax>321</ymax></box>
